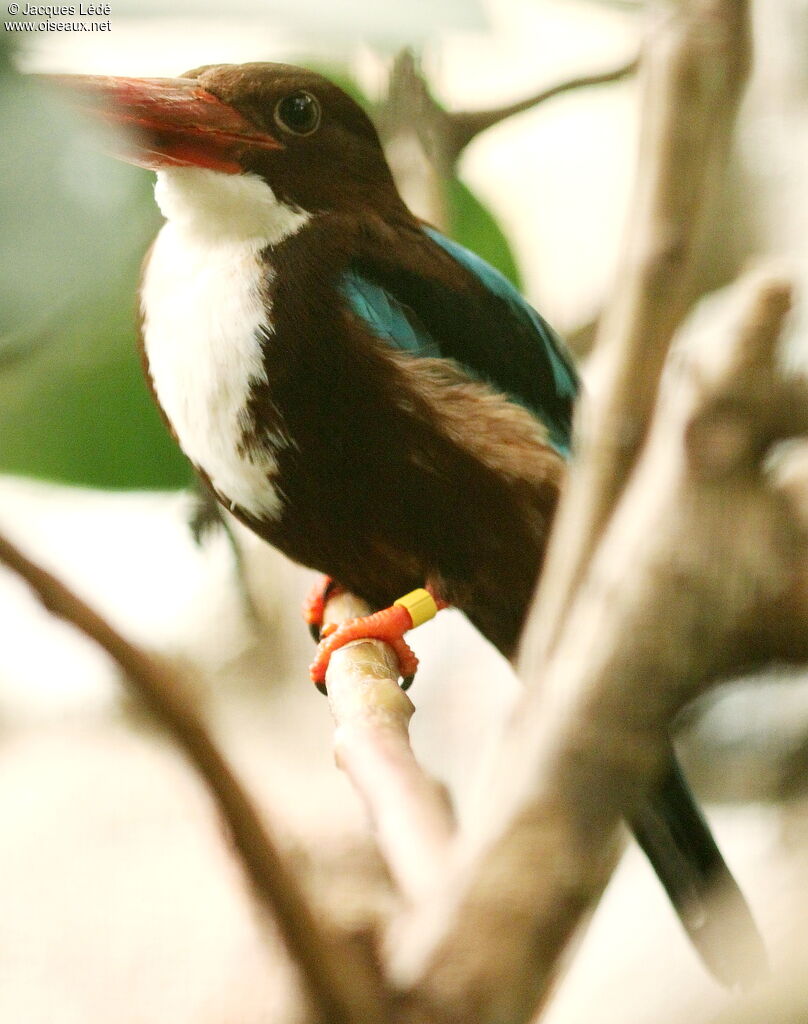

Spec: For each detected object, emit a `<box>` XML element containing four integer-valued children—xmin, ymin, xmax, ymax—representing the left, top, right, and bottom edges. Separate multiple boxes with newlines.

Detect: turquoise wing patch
<box><xmin>340</xmin><ymin>269</ymin><xmax>440</xmax><ymax>359</ymax></box>
<box><xmin>339</xmin><ymin>234</ymin><xmax>578</xmax><ymax>459</ymax></box>
<box><xmin>422</xmin><ymin>227</ymin><xmax>578</xmax><ymax>412</ymax></box>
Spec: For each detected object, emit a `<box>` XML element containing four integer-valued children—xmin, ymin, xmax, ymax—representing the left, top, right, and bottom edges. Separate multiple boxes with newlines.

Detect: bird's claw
<box><xmin>302</xmin><ymin>574</ymin><xmax>344</xmax><ymax>642</ymax></box>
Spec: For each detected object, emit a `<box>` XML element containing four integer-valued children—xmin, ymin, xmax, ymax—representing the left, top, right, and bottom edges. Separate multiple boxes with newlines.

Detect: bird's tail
<box><xmin>628</xmin><ymin>754</ymin><xmax>768</xmax><ymax>988</ymax></box>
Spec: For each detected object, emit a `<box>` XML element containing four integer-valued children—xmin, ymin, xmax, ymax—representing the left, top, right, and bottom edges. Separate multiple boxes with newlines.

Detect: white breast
<box><xmin>140</xmin><ymin>167</ymin><xmax>310</xmax><ymax>520</ymax></box>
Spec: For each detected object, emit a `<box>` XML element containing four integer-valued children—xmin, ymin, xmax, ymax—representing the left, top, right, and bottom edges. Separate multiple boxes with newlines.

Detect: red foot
<box><xmin>302</xmin><ymin>575</ymin><xmax>344</xmax><ymax>641</ymax></box>
<box><xmin>309</xmin><ymin>604</ymin><xmax>419</xmax><ymax>693</ymax></box>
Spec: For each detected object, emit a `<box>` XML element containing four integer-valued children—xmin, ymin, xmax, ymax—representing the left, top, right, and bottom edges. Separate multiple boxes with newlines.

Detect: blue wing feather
<box><xmin>422</xmin><ymin>228</ymin><xmax>578</xmax><ymax>413</ymax></box>
<box><xmin>340</xmin><ymin>227</ymin><xmax>578</xmax><ymax>457</ymax></box>
<box><xmin>340</xmin><ymin>269</ymin><xmax>440</xmax><ymax>358</ymax></box>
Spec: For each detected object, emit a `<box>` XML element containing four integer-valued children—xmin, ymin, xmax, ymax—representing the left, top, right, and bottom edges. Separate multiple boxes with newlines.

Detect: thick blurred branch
<box><xmin>393</xmin><ymin>267</ymin><xmax>807</xmax><ymax>1024</ymax></box>
<box><xmin>0</xmin><ymin>532</ymin><xmax>383</xmax><ymax>1024</ymax></box>
<box><xmin>714</xmin><ymin>961</ymin><xmax>808</xmax><ymax>1024</ymax></box>
<box><xmin>386</xmin><ymin>3</ymin><xmax>781</xmax><ymax>1021</ymax></box>
<box><xmin>524</xmin><ymin>0</ymin><xmax>753</xmax><ymax>664</ymax></box>
<box><xmin>321</xmin><ymin>590</ymin><xmax>456</xmax><ymax>904</ymax></box>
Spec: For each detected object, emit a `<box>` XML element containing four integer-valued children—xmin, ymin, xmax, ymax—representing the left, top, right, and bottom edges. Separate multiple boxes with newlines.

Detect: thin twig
<box><xmin>322</xmin><ymin>590</ymin><xmax>456</xmax><ymax>904</ymax></box>
<box><xmin>0</xmin><ymin>531</ymin><xmax>383</xmax><ymax>1024</ymax></box>
<box><xmin>445</xmin><ymin>56</ymin><xmax>639</xmax><ymax>161</ymax></box>
<box><xmin>377</xmin><ymin>49</ymin><xmax>640</xmax><ymax>227</ymax></box>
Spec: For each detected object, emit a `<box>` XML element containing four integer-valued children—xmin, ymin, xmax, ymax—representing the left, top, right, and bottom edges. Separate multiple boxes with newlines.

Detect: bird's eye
<box><xmin>274</xmin><ymin>91</ymin><xmax>321</xmax><ymax>136</ymax></box>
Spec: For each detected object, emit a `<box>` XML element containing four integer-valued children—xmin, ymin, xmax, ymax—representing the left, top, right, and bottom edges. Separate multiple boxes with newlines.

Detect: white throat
<box><xmin>141</xmin><ymin>167</ymin><xmax>310</xmax><ymax>519</ymax></box>
<box><xmin>154</xmin><ymin>166</ymin><xmax>309</xmax><ymax>245</ymax></box>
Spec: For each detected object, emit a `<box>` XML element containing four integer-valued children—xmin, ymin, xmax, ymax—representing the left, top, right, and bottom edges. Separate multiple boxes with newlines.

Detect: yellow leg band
<box><xmin>394</xmin><ymin>588</ymin><xmax>438</xmax><ymax>629</ymax></box>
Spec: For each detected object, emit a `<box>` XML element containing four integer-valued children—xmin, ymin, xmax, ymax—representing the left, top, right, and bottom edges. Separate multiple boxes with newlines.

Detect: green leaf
<box><xmin>445</xmin><ymin>177</ymin><xmax>523</xmax><ymax>290</ymax></box>
<box><xmin>0</xmin><ymin>252</ymin><xmax>193</xmax><ymax>490</ymax></box>
<box><xmin>0</xmin><ymin>64</ymin><xmax>192</xmax><ymax>490</ymax></box>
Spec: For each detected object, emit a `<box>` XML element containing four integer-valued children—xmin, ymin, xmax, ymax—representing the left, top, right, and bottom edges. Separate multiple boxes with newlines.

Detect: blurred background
<box><xmin>1</xmin><ymin>1</ymin><xmax>808</xmax><ymax>1021</ymax></box>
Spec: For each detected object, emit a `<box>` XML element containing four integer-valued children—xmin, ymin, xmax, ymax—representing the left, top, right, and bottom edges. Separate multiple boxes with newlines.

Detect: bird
<box><xmin>61</xmin><ymin>61</ymin><xmax>764</xmax><ymax>984</ymax></box>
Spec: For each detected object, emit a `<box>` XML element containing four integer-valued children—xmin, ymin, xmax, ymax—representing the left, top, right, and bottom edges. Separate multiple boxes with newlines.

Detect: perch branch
<box><xmin>524</xmin><ymin>0</ymin><xmax>753</xmax><ymax>666</ymax></box>
<box><xmin>0</xmin><ymin>532</ymin><xmax>383</xmax><ymax>1024</ymax></box>
<box><xmin>392</xmin><ymin>268</ymin><xmax>807</xmax><ymax>1024</ymax></box>
<box><xmin>321</xmin><ymin>590</ymin><xmax>456</xmax><ymax>904</ymax></box>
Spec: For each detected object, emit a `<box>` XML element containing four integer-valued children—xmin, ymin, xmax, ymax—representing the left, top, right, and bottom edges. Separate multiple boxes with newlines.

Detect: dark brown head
<box><xmin>56</xmin><ymin>62</ymin><xmax>406</xmax><ymax>220</ymax></box>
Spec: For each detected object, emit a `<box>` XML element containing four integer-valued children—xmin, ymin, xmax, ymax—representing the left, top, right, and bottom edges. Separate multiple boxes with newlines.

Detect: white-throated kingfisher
<box><xmin>60</xmin><ymin>62</ymin><xmax>764</xmax><ymax>983</ymax></box>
